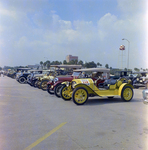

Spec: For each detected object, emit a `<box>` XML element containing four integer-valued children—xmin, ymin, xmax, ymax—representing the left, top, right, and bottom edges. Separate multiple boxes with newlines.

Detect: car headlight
<box><xmin>66</xmin><ymin>81</ymin><xmax>70</xmax><ymax>87</ymax></box>
<box><xmin>142</xmin><ymin>90</ymin><xmax>148</xmax><ymax>105</ymax></box>
<box><xmin>71</xmin><ymin>81</ymin><xmax>76</xmax><ymax>89</ymax></box>
<box><xmin>54</xmin><ymin>77</ymin><xmax>58</xmax><ymax>83</ymax></box>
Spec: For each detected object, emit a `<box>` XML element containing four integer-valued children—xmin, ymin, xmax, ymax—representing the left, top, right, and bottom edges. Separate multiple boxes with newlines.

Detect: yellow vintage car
<box><xmin>37</xmin><ymin>71</ymin><xmax>55</xmax><ymax>90</ymax></box>
<box><xmin>60</xmin><ymin>68</ymin><xmax>133</xmax><ymax>105</ymax></box>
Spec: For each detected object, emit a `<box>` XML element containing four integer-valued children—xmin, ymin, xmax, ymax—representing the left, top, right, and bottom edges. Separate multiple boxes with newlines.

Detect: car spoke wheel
<box><xmin>37</xmin><ymin>81</ymin><xmax>41</xmax><ymax>88</ymax></box>
<box><xmin>34</xmin><ymin>80</ymin><xmax>38</xmax><ymax>87</ymax></box>
<box><xmin>19</xmin><ymin>77</ymin><xmax>26</xmax><ymax>84</ymax></box>
<box><xmin>72</xmin><ymin>87</ymin><xmax>88</xmax><ymax>105</ymax></box>
<box><xmin>40</xmin><ymin>80</ymin><xmax>48</xmax><ymax>91</ymax></box>
<box><xmin>47</xmin><ymin>84</ymin><xmax>54</xmax><ymax>94</ymax></box>
<box><xmin>121</xmin><ymin>86</ymin><xmax>133</xmax><ymax>102</ymax></box>
<box><xmin>60</xmin><ymin>85</ymin><xmax>71</xmax><ymax>101</ymax></box>
<box><xmin>54</xmin><ymin>84</ymin><xmax>63</xmax><ymax>98</ymax></box>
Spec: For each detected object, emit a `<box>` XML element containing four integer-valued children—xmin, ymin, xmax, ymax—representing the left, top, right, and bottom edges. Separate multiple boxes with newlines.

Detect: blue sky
<box><xmin>0</xmin><ymin>0</ymin><xmax>147</xmax><ymax>70</ymax></box>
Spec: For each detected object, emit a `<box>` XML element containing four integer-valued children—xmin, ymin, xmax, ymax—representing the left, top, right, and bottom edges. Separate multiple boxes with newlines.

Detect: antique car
<box><xmin>111</xmin><ymin>70</ymin><xmax>133</xmax><ymax>79</ymax></box>
<box><xmin>35</xmin><ymin>70</ymin><xmax>55</xmax><ymax>89</ymax></box>
<box><xmin>142</xmin><ymin>89</ymin><xmax>148</xmax><ymax>105</ymax></box>
<box><xmin>132</xmin><ymin>71</ymin><xmax>148</xmax><ymax>89</ymax></box>
<box><xmin>27</xmin><ymin>70</ymin><xmax>49</xmax><ymax>86</ymax></box>
<box><xmin>44</xmin><ymin>65</ymin><xmax>82</xmax><ymax>92</ymax></box>
<box><xmin>60</xmin><ymin>68</ymin><xmax>134</xmax><ymax>105</ymax></box>
<box><xmin>7</xmin><ymin>71</ymin><xmax>16</xmax><ymax>79</ymax></box>
<box><xmin>16</xmin><ymin>68</ymin><xmax>33</xmax><ymax>84</ymax></box>
<box><xmin>26</xmin><ymin>70</ymin><xmax>45</xmax><ymax>85</ymax></box>
<box><xmin>60</xmin><ymin>68</ymin><xmax>110</xmax><ymax>101</ymax></box>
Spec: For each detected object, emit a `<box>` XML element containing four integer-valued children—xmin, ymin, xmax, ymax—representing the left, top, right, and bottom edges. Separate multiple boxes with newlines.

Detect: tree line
<box><xmin>39</xmin><ymin>60</ymin><xmax>109</xmax><ymax>69</ymax></box>
<box><xmin>1</xmin><ymin>60</ymin><xmax>148</xmax><ymax>72</ymax></box>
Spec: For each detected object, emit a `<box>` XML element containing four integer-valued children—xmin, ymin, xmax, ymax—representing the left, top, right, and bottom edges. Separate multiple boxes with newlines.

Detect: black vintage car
<box><xmin>17</xmin><ymin>72</ymin><xmax>31</xmax><ymax>84</ymax></box>
<box><xmin>15</xmin><ymin>68</ymin><xmax>32</xmax><ymax>84</ymax></box>
<box><xmin>132</xmin><ymin>71</ymin><xmax>148</xmax><ymax>88</ymax></box>
<box><xmin>7</xmin><ymin>71</ymin><xmax>17</xmax><ymax>79</ymax></box>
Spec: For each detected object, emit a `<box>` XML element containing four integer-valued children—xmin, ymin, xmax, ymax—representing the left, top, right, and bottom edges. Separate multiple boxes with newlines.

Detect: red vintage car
<box><xmin>47</xmin><ymin>71</ymin><xmax>81</xmax><ymax>97</ymax></box>
<box><xmin>47</xmin><ymin>68</ymin><xmax>110</xmax><ymax>98</ymax></box>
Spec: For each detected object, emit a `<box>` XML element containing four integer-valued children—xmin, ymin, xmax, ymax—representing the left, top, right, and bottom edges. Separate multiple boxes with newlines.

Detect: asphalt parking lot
<box><xmin>0</xmin><ymin>76</ymin><xmax>148</xmax><ymax>150</ymax></box>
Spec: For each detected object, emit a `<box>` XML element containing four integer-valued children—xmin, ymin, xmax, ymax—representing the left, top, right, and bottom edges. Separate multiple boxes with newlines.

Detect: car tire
<box><xmin>54</xmin><ymin>83</ymin><xmax>64</xmax><ymax>98</ymax></box>
<box><xmin>19</xmin><ymin>77</ymin><xmax>26</xmax><ymax>84</ymax></box>
<box><xmin>60</xmin><ymin>84</ymin><xmax>71</xmax><ymax>101</ymax></box>
<box><xmin>47</xmin><ymin>84</ymin><xmax>54</xmax><ymax>94</ymax></box>
<box><xmin>121</xmin><ymin>86</ymin><xmax>133</xmax><ymax>102</ymax></box>
<box><xmin>40</xmin><ymin>80</ymin><xmax>49</xmax><ymax>91</ymax></box>
<box><xmin>72</xmin><ymin>87</ymin><xmax>88</xmax><ymax>105</ymax></box>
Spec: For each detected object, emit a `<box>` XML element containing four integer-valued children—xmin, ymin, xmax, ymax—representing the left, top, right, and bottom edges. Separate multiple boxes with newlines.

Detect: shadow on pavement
<box><xmin>84</xmin><ymin>97</ymin><xmax>141</xmax><ymax>106</ymax></box>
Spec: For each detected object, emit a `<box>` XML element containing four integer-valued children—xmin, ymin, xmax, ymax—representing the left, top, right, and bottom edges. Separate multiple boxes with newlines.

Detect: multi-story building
<box><xmin>66</xmin><ymin>55</ymin><xmax>78</xmax><ymax>63</ymax></box>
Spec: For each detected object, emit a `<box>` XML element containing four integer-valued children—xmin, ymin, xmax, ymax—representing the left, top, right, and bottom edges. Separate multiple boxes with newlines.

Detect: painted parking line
<box><xmin>24</xmin><ymin>122</ymin><xmax>67</xmax><ymax>150</ymax></box>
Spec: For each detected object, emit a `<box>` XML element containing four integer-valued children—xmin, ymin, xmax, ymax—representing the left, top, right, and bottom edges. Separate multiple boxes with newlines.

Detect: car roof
<box><xmin>73</xmin><ymin>68</ymin><xmax>110</xmax><ymax>73</ymax></box>
<box><xmin>50</xmin><ymin>65</ymin><xmax>82</xmax><ymax>69</ymax></box>
<box><xmin>133</xmin><ymin>71</ymin><xmax>148</xmax><ymax>74</ymax></box>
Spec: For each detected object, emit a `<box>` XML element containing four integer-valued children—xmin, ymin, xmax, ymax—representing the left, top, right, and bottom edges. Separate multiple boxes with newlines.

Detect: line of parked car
<box><xmin>5</xmin><ymin>66</ymin><xmax>148</xmax><ymax>105</ymax></box>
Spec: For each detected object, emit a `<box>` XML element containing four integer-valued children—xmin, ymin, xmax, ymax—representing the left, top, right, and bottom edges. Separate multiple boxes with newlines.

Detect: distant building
<box><xmin>66</xmin><ymin>55</ymin><xmax>78</xmax><ymax>63</ymax></box>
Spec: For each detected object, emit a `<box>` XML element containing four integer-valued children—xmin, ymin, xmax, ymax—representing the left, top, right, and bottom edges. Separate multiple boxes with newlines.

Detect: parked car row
<box><xmin>5</xmin><ymin>66</ymin><xmax>148</xmax><ymax>105</ymax></box>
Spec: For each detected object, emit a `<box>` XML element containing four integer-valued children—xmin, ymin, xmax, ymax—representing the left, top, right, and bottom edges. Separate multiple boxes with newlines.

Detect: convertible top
<box><xmin>73</xmin><ymin>68</ymin><xmax>110</xmax><ymax>73</ymax></box>
<box><xmin>50</xmin><ymin>65</ymin><xmax>82</xmax><ymax>69</ymax></box>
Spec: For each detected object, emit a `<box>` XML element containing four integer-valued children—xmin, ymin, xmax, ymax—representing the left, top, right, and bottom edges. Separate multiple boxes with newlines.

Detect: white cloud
<box><xmin>0</xmin><ymin>0</ymin><xmax>147</xmax><ymax>70</ymax></box>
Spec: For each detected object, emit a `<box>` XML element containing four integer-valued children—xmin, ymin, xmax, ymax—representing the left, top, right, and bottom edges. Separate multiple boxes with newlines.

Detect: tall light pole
<box><xmin>122</xmin><ymin>38</ymin><xmax>130</xmax><ymax>70</ymax></box>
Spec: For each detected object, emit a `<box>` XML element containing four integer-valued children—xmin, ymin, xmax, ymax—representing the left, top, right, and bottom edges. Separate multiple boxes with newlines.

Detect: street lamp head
<box><xmin>122</xmin><ymin>38</ymin><xmax>125</xmax><ymax>40</ymax></box>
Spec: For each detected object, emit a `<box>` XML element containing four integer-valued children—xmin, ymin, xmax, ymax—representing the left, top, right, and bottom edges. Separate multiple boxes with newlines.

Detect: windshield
<box><xmin>72</xmin><ymin>72</ymin><xmax>81</xmax><ymax>76</ymax></box>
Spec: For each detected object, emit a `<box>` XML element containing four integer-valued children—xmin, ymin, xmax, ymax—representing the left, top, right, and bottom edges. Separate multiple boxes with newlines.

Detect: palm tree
<box><xmin>40</xmin><ymin>61</ymin><xmax>43</xmax><ymax>69</ymax></box>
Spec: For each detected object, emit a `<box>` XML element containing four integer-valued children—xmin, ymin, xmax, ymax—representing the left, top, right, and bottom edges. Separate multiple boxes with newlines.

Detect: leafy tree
<box><xmin>43</xmin><ymin>62</ymin><xmax>47</xmax><ymax>69</ymax></box>
<box><xmin>40</xmin><ymin>61</ymin><xmax>43</xmax><ymax>69</ymax></box>
<box><xmin>68</xmin><ymin>59</ymin><xmax>78</xmax><ymax>65</ymax></box>
<box><xmin>105</xmin><ymin>64</ymin><xmax>109</xmax><ymax>69</ymax></box>
<box><xmin>84</xmin><ymin>61</ymin><xmax>97</xmax><ymax>68</ymax></box>
<box><xmin>134</xmin><ymin>68</ymin><xmax>140</xmax><ymax>72</ymax></box>
<box><xmin>97</xmin><ymin>62</ymin><xmax>102</xmax><ymax>68</ymax></box>
<box><xmin>63</xmin><ymin>60</ymin><xmax>67</xmax><ymax>64</ymax></box>
<box><xmin>50</xmin><ymin>61</ymin><xmax>62</xmax><ymax>65</ymax></box>
<box><xmin>78</xmin><ymin>60</ymin><xmax>83</xmax><ymax>66</ymax></box>
<box><xmin>46</xmin><ymin>60</ymin><xmax>50</xmax><ymax>69</ymax></box>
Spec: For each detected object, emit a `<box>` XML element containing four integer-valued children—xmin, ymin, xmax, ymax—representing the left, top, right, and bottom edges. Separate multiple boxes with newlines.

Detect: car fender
<box><xmin>118</xmin><ymin>83</ymin><xmax>134</xmax><ymax>96</ymax></box>
<box><xmin>74</xmin><ymin>84</ymin><xmax>97</xmax><ymax>95</ymax></box>
<box><xmin>54</xmin><ymin>82</ymin><xmax>62</xmax><ymax>87</ymax></box>
<box><xmin>61</xmin><ymin>81</ymin><xmax>68</xmax><ymax>85</ymax></box>
<box><xmin>47</xmin><ymin>80</ymin><xmax>53</xmax><ymax>85</ymax></box>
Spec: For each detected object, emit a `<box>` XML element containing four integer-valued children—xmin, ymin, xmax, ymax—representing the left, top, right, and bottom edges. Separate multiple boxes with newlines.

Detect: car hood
<box><xmin>56</xmin><ymin>75</ymin><xmax>78</xmax><ymax>81</ymax></box>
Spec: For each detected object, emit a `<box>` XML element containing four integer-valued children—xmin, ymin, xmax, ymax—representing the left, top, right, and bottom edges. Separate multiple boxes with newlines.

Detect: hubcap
<box><xmin>42</xmin><ymin>81</ymin><xmax>47</xmax><ymax>89</ymax></box>
<box><xmin>123</xmin><ymin>88</ymin><xmax>132</xmax><ymax>100</ymax></box>
<box><xmin>62</xmin><ymin>87</ymin><xmax>70</xmax><ymax>99</ymax></box>
<box><xmin>74</xmin><ymin>89</ymin><xmax>87</xmax><ymax>104</ymax></box>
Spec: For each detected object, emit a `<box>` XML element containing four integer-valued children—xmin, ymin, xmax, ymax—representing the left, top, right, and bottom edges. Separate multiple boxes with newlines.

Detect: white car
<box><xmin>142</xmin><ymin>89</ymin><xmax>148</xmax><ymax>105</ymax></box>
